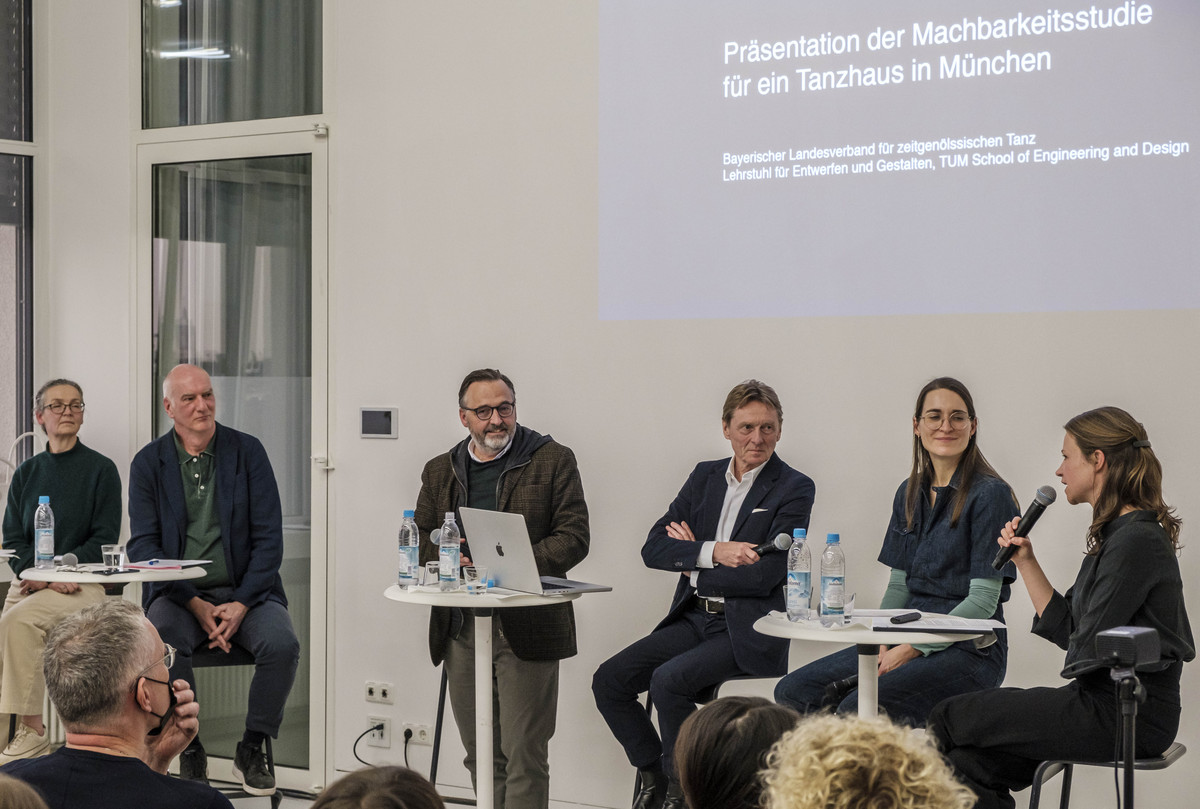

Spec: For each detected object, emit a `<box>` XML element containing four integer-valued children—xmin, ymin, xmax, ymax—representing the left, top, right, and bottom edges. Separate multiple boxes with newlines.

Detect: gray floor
<box><xmin>227</xmin><ymin>792</ymin><xmax>314</xmax><ymax>808</ymax></box>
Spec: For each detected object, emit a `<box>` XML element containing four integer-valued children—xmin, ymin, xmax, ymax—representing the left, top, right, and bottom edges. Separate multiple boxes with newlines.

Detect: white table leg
<box><xmin>475</xmin><ymin>611</ymin><xmax>494</xmax><ymax>809</ymax></box>
<box><xmin>856</xmin><ymin>643</ymin><xmax>879</xmax><ymax>718</ymax></box>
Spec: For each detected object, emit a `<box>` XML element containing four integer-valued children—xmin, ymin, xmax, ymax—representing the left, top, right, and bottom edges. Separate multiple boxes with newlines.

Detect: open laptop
<box><xmin>458</xmin><ymin>507</ymin><xmax>611</xmax><ymax>595</ymax></box>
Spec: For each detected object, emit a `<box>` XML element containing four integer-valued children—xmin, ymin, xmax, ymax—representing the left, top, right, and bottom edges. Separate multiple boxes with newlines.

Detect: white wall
<box><xmin>37</xmin><ymin>2</ymin><xmax>1197</xmax><ymax>807</ymax></box>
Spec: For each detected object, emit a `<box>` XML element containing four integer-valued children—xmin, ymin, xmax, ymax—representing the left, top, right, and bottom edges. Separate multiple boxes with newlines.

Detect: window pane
<box><xmin>0</xmin><ymin>0</ymin><xmax>32</xmax><ymax>141</ymax></box>
<box><xmin>142</xmin><ymin>0</ymin><xmax>322</xmax><ymax>129</ymax></box>
<box><xmin>0</xmin><ymin>153</ymin><xmax>32</xmax><ymax>461</ymax></box>
<box><xmin>151</xmin><ymin>154</ymin><xmax>312</xmax><ymax>767</ymax></box>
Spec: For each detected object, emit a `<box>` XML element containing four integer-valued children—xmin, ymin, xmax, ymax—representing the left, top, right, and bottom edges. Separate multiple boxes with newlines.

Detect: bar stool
<box><xmin>192</xmin><ymin>646</ymin><xmax>283</xmax><ymax>809</ymax></box>
<box><xmin>1027</xmin><ymin>742</ymin><xmax>1186</xmax><ymax>809</ymax></box>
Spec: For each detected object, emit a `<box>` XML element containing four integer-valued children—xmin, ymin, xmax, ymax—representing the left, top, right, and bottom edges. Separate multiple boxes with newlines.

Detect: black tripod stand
<box><xmin>1110</xmin><ymin>665</ymin><xmax>1145</xmax><ymax>809</ymax></box>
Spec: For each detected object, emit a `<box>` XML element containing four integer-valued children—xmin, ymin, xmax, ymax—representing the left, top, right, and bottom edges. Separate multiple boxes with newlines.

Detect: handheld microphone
<box><xmin>823</xmin><ymin>674</ymin><xmax>859</xmax><ymax>707</ymax></box>
<box><xmin>992</xmin><ymin>485</ymin><xmax>1057</xmax><ymax>570</ymax></box>
<box><xmin>60</xmin><ymin>553</ymin><xmax>78</xmax><ymax>569</ymax></box>
<box><xmin>752</xmin><ymin>533</ymin><xmax>793</xmax><ymax>557</ymax></box>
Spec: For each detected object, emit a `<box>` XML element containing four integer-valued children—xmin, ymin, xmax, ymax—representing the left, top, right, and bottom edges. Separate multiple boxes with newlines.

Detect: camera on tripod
<box><xmin>1096</xmin><ymin>626</ymin><xmax>1160</xmax><ymax>669</ymax></box>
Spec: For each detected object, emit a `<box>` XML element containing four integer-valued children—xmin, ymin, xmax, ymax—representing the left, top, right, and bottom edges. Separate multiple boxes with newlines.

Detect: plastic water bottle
<box><xmin>34</xmin><ymin>496</ymin><xmax>55</xmax><ymax>570</ymax></box>
<box><xmin>785</xmin><ymin>528</ymin><xmax>811</xmax><ymax>622</ymax></box>
<box><xmin>438</xmin><ymin>512</ymin><xmax>461</xmax><ymax>592</ymax></box>
<box><xmin>398</xmin><ymin>509</ymin><xmax>420</xmax><ymax>588</ymax></box>
<box><xmin>820</xmin><ymin>532</ymin><xmax>846</xmax><ymax>625</ymax></box>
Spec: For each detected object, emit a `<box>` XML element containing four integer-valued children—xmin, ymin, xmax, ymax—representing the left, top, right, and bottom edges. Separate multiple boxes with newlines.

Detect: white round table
<box><xmin>21</xmin><ymin>565</ymin><xmax>207</xmax><ymax>584</ymax></box>
<box><xmin>753</xmin><ymin>612</ymin><xmax>983</xmax><ymax>717</ymax></box>
<box><xmin>384</xmin><ymin>584</ymin><xmax>581</xmax><ymax>809</ymax></box>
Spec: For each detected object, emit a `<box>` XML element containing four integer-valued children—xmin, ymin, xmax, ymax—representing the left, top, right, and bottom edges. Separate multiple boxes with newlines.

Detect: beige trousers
<box><xmin>0</xmin><ymin>581</ymin><xmax>106</xmax><ymax>715</ymax></box>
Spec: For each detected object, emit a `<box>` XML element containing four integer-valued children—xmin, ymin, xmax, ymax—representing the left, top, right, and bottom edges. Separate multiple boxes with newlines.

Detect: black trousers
<box><xmin>591</xmin><ymin>607</ymin><xmax>746</xmax><ymax>777</ymax></box>
<box><xmin>927</xmin><ymin>666</ymin><xmax>1182</xmax><ymax>809</ymax></box>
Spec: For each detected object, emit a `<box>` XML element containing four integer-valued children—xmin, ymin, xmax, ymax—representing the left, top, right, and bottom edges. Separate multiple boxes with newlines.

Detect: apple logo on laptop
<box><xmin>496</xmin><ymin>542</ymin><xmax>505</xmax><ymax>557</ymax></box>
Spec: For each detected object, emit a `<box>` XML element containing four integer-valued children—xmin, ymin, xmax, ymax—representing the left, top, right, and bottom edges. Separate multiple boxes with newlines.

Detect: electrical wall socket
<box><xmin>402</xmin><ymin>723</ymin><xmax>434</xmax><ymax>746</ymax></box>
<box><xmin>365</xmin><ymin>681</ymin><xmax>394</xmax><ymax>704</ymax></box>
<box><xmin>367</xmin><ymin>716</ymin><xmax>391</xmax><ymax>748</ymax></box>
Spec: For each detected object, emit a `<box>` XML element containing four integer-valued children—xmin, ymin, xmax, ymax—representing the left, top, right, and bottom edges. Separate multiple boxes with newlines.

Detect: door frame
<box><xmin>134</xmin><ymin>130</ymin><xmax>330</xmax><ymax>792</ymax></box>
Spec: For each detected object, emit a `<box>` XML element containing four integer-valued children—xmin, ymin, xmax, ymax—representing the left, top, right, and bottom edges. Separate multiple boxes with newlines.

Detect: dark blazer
<box><xmin>128</xmin><ymin>422</ymin><xmax>287</xmax><ymax>610</ymax></box>
<box><xmin>642</xmin><ymin>453</ymin><xmax>815</xmax><ymax>676</ymax></box>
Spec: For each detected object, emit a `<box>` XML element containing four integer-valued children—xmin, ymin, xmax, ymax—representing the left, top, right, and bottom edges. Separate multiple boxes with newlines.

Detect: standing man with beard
<box><xmin>415</xmin><ymin>369</ymin><xmax>590</xmax><ymax>809</ymax></box>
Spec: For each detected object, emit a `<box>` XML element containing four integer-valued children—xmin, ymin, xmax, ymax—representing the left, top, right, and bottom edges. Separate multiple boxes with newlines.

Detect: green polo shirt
<box><xmin>174</xmin><ymin>433</ymin><xmax>230</xmax><ymax>588</ymax></box>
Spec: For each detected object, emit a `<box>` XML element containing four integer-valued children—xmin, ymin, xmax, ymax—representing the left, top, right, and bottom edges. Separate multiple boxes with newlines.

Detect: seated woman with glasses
<box><xmin>0</xmin><ymin>379</ymin><xmax>121</xmax><ymax>764</ymax></box>
<box><xmin>929</xmin><ymin>407</ymin><xmax>1194</xmax><ymax>809</ymax></box>
<box><xmin>774</xmin><ymin>377</ymin><xmax>1019</xmax><ymax>725</ymax></box>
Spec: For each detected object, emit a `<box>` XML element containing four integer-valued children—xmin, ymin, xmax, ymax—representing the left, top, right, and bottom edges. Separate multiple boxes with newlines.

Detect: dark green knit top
<box><xmin>2</xmin><ymin>441</ymin><xmax>122</xmax><ymax>573</ymax></box>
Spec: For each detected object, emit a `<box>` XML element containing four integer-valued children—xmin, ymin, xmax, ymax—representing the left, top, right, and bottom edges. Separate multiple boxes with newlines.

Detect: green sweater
<box><xmin>2</xmin><ymin>441</ymin><xmax>122</xmax><ymax>574</ymax></box>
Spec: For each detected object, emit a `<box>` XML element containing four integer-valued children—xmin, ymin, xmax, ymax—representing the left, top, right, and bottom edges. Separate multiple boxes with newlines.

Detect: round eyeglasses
<box><xmin>920</xmin><ymin>412</ymin><xmax>973</xmax><ymax>430</ymax></box>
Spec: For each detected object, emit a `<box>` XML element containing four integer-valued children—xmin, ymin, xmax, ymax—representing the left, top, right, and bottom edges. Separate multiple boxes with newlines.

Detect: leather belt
<box><xmin>693</xmin><ymin>595</ymin><xmax>725</xmax><ymax>614</ymax></box>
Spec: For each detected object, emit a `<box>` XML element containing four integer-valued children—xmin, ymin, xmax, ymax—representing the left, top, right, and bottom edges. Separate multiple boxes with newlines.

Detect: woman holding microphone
<box><xmin>774</xmin><ymin>377</ymin><xmax>1018</xmax><ymax>723</ymax></box>
<box><xmin>928</xmin><ymin>406</ymin><xmax>1194</xmax><ymax>809</ymax></box>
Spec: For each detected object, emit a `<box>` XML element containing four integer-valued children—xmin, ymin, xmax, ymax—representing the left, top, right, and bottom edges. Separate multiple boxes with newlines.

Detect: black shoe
<box><xmin>633</xmin><ymin>765</ymin><xmax>666</xmax><ymax>809</ymax></box>
<box><xmin>662</xmin><ymin>779</ymin><xmax>686</xmax><ymax>809</ymax></box>
<box><xmin>179</xmin><ymin>743</ymin><xmax>208</xmax><ymax>784</ymax></box>
<box><xmin>233</xmin><ymin>740</ymin><xmax>276</xmax><ymax>796</ymax></box>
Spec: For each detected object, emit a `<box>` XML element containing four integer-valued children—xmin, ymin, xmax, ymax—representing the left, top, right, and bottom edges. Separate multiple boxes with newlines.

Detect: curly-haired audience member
<box><xmin>764</xmin><ymin>714</ymin><xmax>975</xmax><ymax>809</ymax></box>
<box><xmin>674</xmin><ymin>697</ymin><xmax>799</xmax><ymax>809</ymax></box>
<box><xmin>311</xmin><ymin>765</ymin><xmax>444</xmax><ymax>809</ymax></box>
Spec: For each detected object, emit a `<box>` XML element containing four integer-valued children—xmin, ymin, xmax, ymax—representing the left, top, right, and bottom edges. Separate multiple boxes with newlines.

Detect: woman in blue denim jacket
<box><xmin>774</xmin><ymin>377</ymin><xmax>1018</xmax><ymax>725</ymax></box>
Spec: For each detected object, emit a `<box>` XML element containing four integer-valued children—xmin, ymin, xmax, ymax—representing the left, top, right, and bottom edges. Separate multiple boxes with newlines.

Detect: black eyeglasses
<box><xmin>44</xmin><ymin>402</ymin><xmax>85</xmax><ymax>414</ymax></box>
<box><xmin>462</xmin><ymin>402</ymin><xmax>515</xmax><ymax>421</ymax></box>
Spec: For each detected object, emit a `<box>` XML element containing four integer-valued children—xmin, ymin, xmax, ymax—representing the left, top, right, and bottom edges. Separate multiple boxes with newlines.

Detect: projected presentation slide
<box><xmin>599</xmin><ymin>1</ymin><xmax>1199</xmax><ymax>320</ymax></box>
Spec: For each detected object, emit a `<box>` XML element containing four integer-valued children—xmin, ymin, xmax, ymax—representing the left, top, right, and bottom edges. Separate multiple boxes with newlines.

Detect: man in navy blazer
<box><xmin>592</xmin><ymin>380</ymin><xmax>815</xmax><ymax>809</ymax></box>
<box><xmin>128</xmin><ymin>364</ymin><xmax>298</xmax><ymax>798</ymax></box>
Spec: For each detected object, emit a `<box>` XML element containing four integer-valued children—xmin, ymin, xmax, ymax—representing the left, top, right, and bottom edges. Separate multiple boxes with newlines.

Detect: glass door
<box><xmin>136</xmin><ymin>131</ymin><xmax>328</xmax><ymax>791</ymax></box>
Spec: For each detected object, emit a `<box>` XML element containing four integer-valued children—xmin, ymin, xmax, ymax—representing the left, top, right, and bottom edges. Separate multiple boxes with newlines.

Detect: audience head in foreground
<box><xmin>0</xmin><ymin>773</ymin><xmax>49</xmax><ymax>809</ymax></box>
<box><xmin>674</xmin><ymin>697</ymin><xmax>799</xmax><ymax>809</ymax></box>
<box><xmin>764</xmin><ymin>714</ymin><xmax>975</xmax><ymax>809</ymax></box>
<box><xmin>0</xmin><ymin>600</ymin><xmax>233</xmax><ymax>809</ymax></box>
<box><xmin>311</xmin><ymin>765</ymin><xmax>445</xmax><ymax>809</ymax></box>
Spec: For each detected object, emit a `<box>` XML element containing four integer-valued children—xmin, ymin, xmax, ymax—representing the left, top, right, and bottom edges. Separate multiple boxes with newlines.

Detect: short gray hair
<box><xmin>44</xmin><ymin>601</ymin><xmax>152</xmax><ymax>727</ymax></box>
<box><xmin>34</xmin><ymin>378</ymin><xmax>83</xmax><ymax>413</ymax></box>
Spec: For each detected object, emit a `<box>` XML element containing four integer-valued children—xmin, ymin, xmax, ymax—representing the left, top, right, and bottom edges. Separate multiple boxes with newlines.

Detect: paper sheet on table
<box><xmin>870</xmin><ymin>615</ymin><xmax>1004</xmax><ymax>632</ymax></box>
<box><xmin>408</xmin><ymin>585</ymin><xmax>569</xmax><ymax>599</ymax></box>
<box><xmin>125</xmin><ymin>559</ymin><xmax>213</xmax><ymax>570</ymax></box>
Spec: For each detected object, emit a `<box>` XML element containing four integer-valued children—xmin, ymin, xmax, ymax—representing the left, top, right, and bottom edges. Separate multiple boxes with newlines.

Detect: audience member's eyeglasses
<box><xmin>462</xmin><ymin>402</ymin><xmax>515</xmax><ymax>421</ymax></box>
<box><xmin>131</xmin><ymin>643</ymin><xmax>176</xmax><ymax>683</ymax></box>
<box><xmin>44</xmin><ymin>402</ymin><xmax>85</xmax><ymax>414</ymax></box>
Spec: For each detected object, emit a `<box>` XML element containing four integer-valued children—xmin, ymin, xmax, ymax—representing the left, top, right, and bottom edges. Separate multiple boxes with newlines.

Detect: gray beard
<box><xmin>480</xmin><ymin>429</ymin><xmax>513</xmax><ymax>453</ymax></box>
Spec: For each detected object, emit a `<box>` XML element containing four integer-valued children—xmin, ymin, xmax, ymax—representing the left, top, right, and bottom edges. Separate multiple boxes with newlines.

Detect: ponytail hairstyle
<box><xmin>1064</xmin><ymin>407</ymin><xmax>1180</xmax><ymax>552</ymax></box>
<box><xmin>906</xmin><ymin>377</ymin><xmax>1011</xmax><ymax>531</ymax></box>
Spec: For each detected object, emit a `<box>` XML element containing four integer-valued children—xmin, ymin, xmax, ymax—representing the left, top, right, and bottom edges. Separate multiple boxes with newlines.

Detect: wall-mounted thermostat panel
<box><xmin>361</xmin><ymin>408</ymin><xmax>399</xmax><ymax>438</ymax></box>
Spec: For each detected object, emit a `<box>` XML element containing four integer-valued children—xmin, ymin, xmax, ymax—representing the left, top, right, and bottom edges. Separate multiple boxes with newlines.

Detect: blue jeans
<box><xmin>773</xmin><ymin>640</ymin><xmax>1006</xmax><ymax>727</ymax></box>
<box><xmin>148</xmin><ymin>587</ymin><xmax>300</xmax><ymax>737</ymax></box>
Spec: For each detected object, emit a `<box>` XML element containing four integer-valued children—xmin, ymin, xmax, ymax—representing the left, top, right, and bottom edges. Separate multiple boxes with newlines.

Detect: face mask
<box><xmin>142</xmin><ymin>677</ymin><xmax>178</xmax><ymax>737</ymax></box>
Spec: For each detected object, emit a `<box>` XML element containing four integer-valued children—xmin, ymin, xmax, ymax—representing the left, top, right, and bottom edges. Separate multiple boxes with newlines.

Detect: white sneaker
<box><xmin>0</xmin><ymin>724</ymin><xmax>50</xmax><ymax>764</ymax></box>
